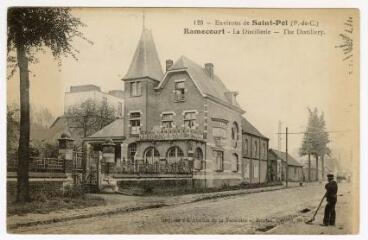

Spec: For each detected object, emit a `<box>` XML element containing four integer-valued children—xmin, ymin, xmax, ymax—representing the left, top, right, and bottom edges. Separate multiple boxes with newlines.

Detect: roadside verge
<box><xmin>8</xmin><ymin>184</ymin><xmax>291</xmax><ymax>231</ymax></box>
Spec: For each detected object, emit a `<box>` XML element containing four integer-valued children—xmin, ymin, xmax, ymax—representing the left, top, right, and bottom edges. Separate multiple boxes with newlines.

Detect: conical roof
<box><xmin>123</xmin><ymin>28</ymin><xmax>163</xmax><ymax>81</ymax></box>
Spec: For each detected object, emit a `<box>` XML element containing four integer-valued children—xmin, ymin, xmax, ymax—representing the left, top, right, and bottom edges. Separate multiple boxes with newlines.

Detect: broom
<box><xmin>305</xmin><ymin>193</ymin><xmax>326</xmax><ymax>224</ymax></box>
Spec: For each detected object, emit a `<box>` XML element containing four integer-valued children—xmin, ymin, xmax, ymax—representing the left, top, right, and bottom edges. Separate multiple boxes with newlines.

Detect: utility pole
<box><xmin>278</xmin><ymin>121</ymin><xmax>282</xmax><ymax>151</ymax></box>
<box><xmin>285</xmin><ymin>127</ymin><xmax>288</xmax><ymax>188</ymax></box>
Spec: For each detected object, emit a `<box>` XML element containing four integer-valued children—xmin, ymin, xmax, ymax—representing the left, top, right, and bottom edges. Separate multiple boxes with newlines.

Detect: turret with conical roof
<box><xmin>122</xmin><ymin>28</ymin><xmax>163</xmax><ymax>82</ymax></box>
<box><xmin>122</xmin><ymin>27</ymin><xmax>163</xmax><ymax>139</ymax></box>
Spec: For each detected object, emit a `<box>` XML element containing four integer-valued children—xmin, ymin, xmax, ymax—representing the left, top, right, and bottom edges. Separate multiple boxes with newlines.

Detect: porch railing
<box><xmin>139</xmin><ymin>127</ymin><xmax>205</xmax><ymax>141</ymax></box>
<box><xmin>115</xmin><ymin>162</ymin><xmax>192</xmax><ymax>175</ymax></box>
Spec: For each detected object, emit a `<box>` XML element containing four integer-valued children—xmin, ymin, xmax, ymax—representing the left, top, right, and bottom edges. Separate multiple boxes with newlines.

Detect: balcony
<box><xmin>130</xmin><ymin>126</ymin><xmax>141</xmax><ymax>135</ymax></box>
<box><xmin>139</xmin><ymin>127</ymin><xmax>205</xmax><ymax>141</ymax></box>
<box><xmin>114</xmin><ymin>162</ymin><xmax>192</xmax><ymax>175</ymax></box>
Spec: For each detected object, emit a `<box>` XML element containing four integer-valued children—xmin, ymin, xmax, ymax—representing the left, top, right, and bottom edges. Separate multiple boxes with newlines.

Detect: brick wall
<box><xmin>155</xmin><ymin>72</ymin><xmax>205</xmax><ymax>131</ymax></box>
<box><xmin>122</xmin><ymin>70</ymin><xmax>268</xmax><ymax>188</ymax></box>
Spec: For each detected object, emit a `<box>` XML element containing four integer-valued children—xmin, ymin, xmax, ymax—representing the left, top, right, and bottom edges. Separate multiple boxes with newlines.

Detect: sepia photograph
<box><xmin>3</xmin><ymin>5</ymin><xmax>365</xmax><ymax>236</ymax></box>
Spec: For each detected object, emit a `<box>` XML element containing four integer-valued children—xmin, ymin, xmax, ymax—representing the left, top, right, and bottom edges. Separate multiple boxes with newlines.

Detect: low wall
<box><xmin>7</xmin><ymin>180</ymin><xmax>65</xmax><ymax>201</ymax></box>
<box><xmin>7</xmin><ymin>172</ymin><xmax>68</xmax><ymax>201</ymax></box>
<box><xmin>117</xmin><ymin>178</ymin><xmax>193</xmax><ymax>193</ymax></box>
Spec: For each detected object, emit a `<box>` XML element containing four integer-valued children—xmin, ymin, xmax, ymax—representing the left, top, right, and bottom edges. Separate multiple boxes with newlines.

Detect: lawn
<box><xmin>7</xmin><ymin>187</ymin><xmax>106</xmax><ymax>216</ymax></box>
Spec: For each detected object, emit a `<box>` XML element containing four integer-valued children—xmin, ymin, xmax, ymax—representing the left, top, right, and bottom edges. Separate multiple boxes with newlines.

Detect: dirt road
<box><xmin>13</xmin><ymin>182</ymin><xmax>355</xmax><ymax>234</ymax></box>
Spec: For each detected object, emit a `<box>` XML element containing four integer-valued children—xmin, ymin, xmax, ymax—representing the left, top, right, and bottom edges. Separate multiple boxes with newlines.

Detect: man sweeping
<box><xmin>322</xmin><ymin>174</ymin><xmax>338</xmax><ymax>226</ymax></box>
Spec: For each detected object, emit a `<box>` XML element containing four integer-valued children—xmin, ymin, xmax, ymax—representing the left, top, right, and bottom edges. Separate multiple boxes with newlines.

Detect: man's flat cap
<box><xmin>327</xmin><ymin>174</ymin><xmax>334</xmax><ymax>178</ymax></box>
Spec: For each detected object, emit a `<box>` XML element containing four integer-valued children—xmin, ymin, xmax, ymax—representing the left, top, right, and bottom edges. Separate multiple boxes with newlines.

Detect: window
<box><xmin>167</xmin><ymin>147</ymin><xmax>184</xmax><ymax>163</ymax></box>
<box><xmin>261</xmin><ymin>142</ymin><xmax>267</xmax><ymax>159</ymax></box>
<box><xmin>129</xmin><ymin>112</ymin><xmax>141</xmax><ymax>135</ymax></box>
<box><xmin>213</xmin><ymin>127</ymin><xmax>226</xmax><ymax>146</ymax></box>
<box><xmin>212</xmin><ymin>118</ymin><xmax>228</xmax><ymax>147</ymax></box>
<box><xmin>231</xmin><ymin>153</ymin><xmax>239</xmax><ymax>172</ymax></box>
<box><xmin>194</xmin><ymin>148</ymin><xmax>204</xmax><ymax>170</ymax></box>
<box><xmin>231</xmin><ymin>122</ymin><xmax>239</xmax><ymax>148</ymax></box>
<box><xmin>174</xmin><ymin>81</ymin><xmax>185</xmax><ymax>101</ymax></box>
<box><xmin>253</xmin><ymin>161</ymin><xmax>259</xmax><ymax>178</ymax></box>
<box><xmin>244</xmin><ymin>160</ymin><xmax>250</xmax><ymax>178</ymax></box>
<box><xmin>128</xmin><ymin>143</ymin><xmax>137</xmax><ymax>162</ymax></box>
<box><xmin>130</xmin><ymin>81</ymin><xmax>141</xmax><ymax>97</ymax></box>
<box><xmin>144</xmin><ymin>147</ymin><xmax>160</xmax><ymax>164</ymax></box>
<box><xmin>184</xmin><ymin>111</ymin><xmax>196</xmax><ymax>129</ymax></box>
<box><xmin>195</xmin><ymin>148</ymin><xmax>203</xmax><ymax>160</ymax></box>
<box><xmin>213</xmin><ymin>150</ymin><xmax>224</xmax><ymax>171</ymax></box>
<box><xmin>243</xmin><ymin>138</ymin><xmax>249</xmax><ymax>155</ymax></box>
<box><xmin>253</xmin><ymin>141</ymin><xmax>258</xmax><ymax>158</ymax></box>
<box><xmin>162</xmin><ymin>113</ymin><xmax>174</xmax><ymax>128</ymax></box>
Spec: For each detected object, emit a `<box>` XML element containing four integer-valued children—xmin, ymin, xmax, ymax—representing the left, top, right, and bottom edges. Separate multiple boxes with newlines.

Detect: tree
<box><xmin>7</xmin><ymin>103</ymin><xmax>54</xmax><ymax>161</ymax></box>
<box><xmin>31</xmin><ymin>104</ymin><xmax>55</xmax><ymax>128</ymax></box>
<box><xmin>66</xmin><ymin>98</ymin><xmax>117</xmax><ymax>138</ymax></box>
<box><xmin>316</xmin><ymin>112</ymin><xmax>331</xmax><ymax>178</ymax></box>
<box><xmin>299</xmin><ymin>108</ymin><xmax>330</xmax><ymax>181</ymax></box>
<box><xmin>299</xmin><ymin>108</ymin><xmax>318</xmax><ymax>181</ymax></box>
<box><xmin>7</xmin><ymin>8</ymin><xmax>89</xmax><ymax>202</ymax></box>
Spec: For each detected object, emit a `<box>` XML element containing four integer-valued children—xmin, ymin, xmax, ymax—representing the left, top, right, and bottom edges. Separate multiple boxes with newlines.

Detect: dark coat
<box><xmin>325</xmin><ymin>180</ymin><xmax>338</xmax><ymax>202</ymax></box>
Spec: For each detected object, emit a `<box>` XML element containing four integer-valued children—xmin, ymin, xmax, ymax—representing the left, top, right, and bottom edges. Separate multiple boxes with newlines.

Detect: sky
<box><xmin>7</xmin><ymin>8</ymin><xmax>359</xmax><ymax>171</ymax></box>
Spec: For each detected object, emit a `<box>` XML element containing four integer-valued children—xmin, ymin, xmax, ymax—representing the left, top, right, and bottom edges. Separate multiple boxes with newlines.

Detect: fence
<box><xmin>74</xmin><ymin>152</ymin><xmax>83</xmax><ymax>169</ymax></box>
<box><xmin>7</xmin><ymin>157</ymin><xmax>64</xmax><ymax>172</ymax></box>
<box><xmin>8</xmin><ymin>153</ymin><xmax>83</xmax><ymax>173</ymax></box>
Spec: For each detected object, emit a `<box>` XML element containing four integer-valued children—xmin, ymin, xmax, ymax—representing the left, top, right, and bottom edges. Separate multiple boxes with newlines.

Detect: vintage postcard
<box><xmin>5</xmin><ymin>7</ymin><xmax>360</xmax><ymax>235</ymax></box>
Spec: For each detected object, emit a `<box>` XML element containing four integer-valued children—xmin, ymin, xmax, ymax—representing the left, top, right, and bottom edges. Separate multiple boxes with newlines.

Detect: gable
<box><xmin>158</xmin><ymin>70</ymin><xmax>204</xmax><ymax>96</ymax></box>
<box><xmin>157</xmin><ymin>71</ymin><xmax>204</xmax><ymax>104</ymax></box>
<box><xmin>157</xmin><ymin>56</ymin><xmax>244</xmax><ymax>113</ymax></box>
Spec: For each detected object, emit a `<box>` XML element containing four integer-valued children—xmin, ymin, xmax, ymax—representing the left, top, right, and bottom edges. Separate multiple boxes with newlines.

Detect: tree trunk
<box><xmin>16</xmin><ymin>45</ymin><xmax>31</xmax><ymax>202</ymax></box>
<box><xmin>321</xmin><ymin>154</ymin><xmax>325</xmax><ymax>178</ymax></box>
<box><xmin>308</xmin><ymin>153</ymin><xmax>311</xmax><ymax>182</ymax></box>
<box><xmin>315</xmin><ymin>154</ymin><xmax>319</xmax><ymax>181</ymax></box>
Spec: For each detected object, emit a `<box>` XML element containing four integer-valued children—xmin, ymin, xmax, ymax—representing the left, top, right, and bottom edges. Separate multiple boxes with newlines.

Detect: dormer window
<box><xmin>224</xmin><ymin>91</ymin><xmax>238</xmax><ymax>105</ymax></box>
<box><xmin>174</xmin><ymin>81</ymin><xmax>185</xmax><ymax>102</ymax></box>
<box><xmin>130</xmin><ymin>81</ymin><xmax>142</xmax><ymax>97</ymax></box>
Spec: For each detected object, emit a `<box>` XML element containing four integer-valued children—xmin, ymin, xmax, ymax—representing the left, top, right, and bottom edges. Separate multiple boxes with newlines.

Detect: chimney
<box><xmin>204</xmin><ymin>63</ymin><xmax>214</xmax><ymax>79</ymax></box>
<box><xmin>166</xmin><ymin>59</ymin><xmax>173</xmax><ymax>71</ymax></box>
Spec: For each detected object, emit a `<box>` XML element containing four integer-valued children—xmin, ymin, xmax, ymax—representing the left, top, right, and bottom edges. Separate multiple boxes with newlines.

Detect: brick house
<box><xmin>84</xmin><ymin>27</ymin><xmax>270</xmax><ymax>188</ymax></box>
<box><xmin>241</xmin><ymin>117</ymin><xmax>269</xmax><ymax>184</ymax></box>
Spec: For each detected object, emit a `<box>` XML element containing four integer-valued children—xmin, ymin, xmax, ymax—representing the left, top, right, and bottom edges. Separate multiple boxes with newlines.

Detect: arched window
<box><xmin>144</xmin><ymin>147</ymin><xmax>160</xmax><ymax>164</ymax></box>
<box><xmin>231</xmin><ymin>122</ymin><xmax>239</xmax><ymax>148</ymax></box>
<box><xmin>167</xmin><ymin>146</ymin><xmax>184</xmax><ymax>163</ymax></box>
<box><xmin>194</xmin><ymin>148</ymin><xmax>203</xmax><ymax>160</ymax></box>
